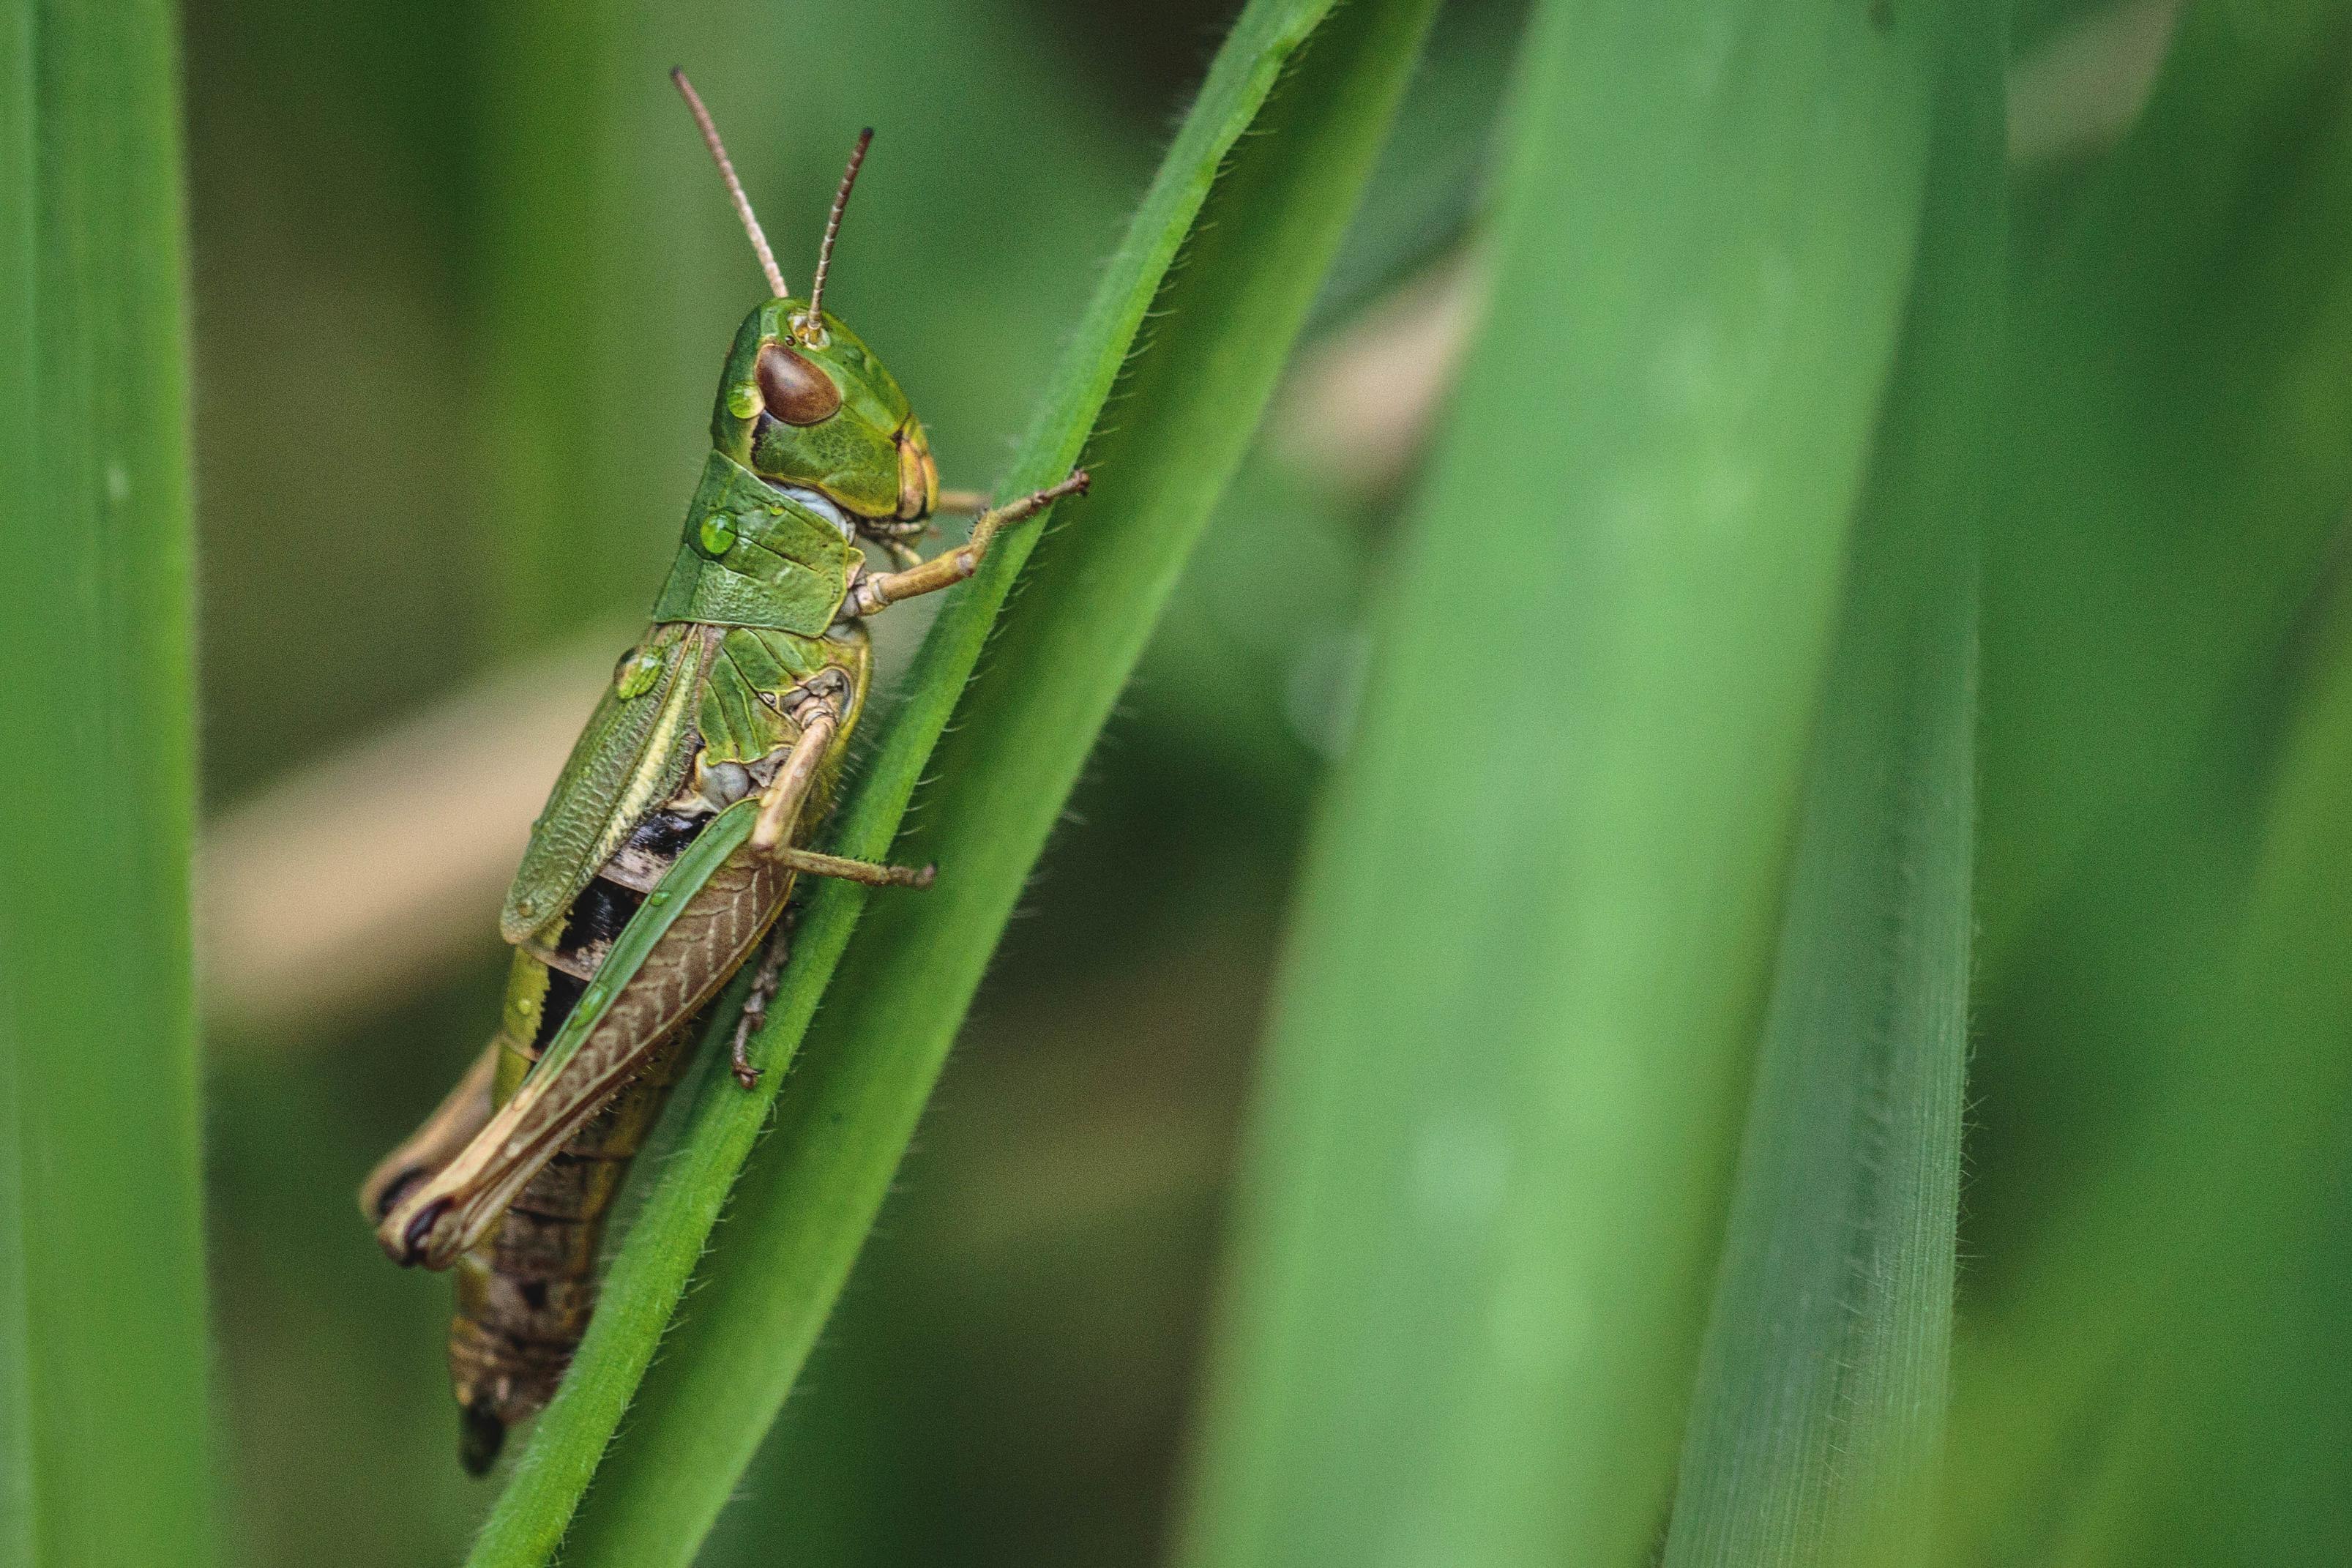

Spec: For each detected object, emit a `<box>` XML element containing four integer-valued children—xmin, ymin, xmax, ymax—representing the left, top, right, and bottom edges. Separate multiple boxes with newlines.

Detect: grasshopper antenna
<box><xmin>800</xmin><ymin>128</ymin><xmax>872</xmax><ymax>345</ymax></box>
<box><xmin>671</xmin><ymin>67</ymin><xmax>790</xmax><ymax>300</ymax></box>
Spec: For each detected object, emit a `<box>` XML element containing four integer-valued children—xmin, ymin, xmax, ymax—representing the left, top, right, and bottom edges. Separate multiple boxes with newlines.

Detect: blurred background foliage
<box><xmin>164</xmin><ymin>0</ymin><xmax>2352</xmax><ymax>1564</ymax></box>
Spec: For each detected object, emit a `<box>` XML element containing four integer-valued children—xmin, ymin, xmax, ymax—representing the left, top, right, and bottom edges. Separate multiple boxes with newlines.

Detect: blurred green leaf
<box><xmin>1170</xmin><ymin>5</ymin><xmax>1949</xmax><ymax>1566</ymax></box>
<box><xmin>1660</xmin><ymin>15</ymin><xmax>1998</xmax><ymax>1563</ymax></box>
<box><xmin>461</xmin><ymin>0</ymin><xmax>1438</xmax><ymax>1561</ymax></box>
<box><xmin>1942</xmin><ymin>12</ymin><xmax>2352</xmax><ymax>1554</ymax></box>
<box><xmin>1945</xmin><ymin>567</ymin><xmax>2352</xmax><ymax>1567</ymax></box>
<box><xmin>0</xmin><ymin>3</ymin><xmax>216</xmax><ymax>1564</ymax></box>
<box><xmin>1306</xmin><ymin>0</ymin><xmax>1525</xmax><ymax>324</ymax></box>
<box><xmin>478</xmin><ymin>0</ymin><xmax>727</xmax><ymax>638</ymax></box>
<box><xmin>1976</xmin><ymin>0</ymin><xmax>2352</xmax><ymax>964</ymax></box>
<box><xmin>2057</xmin><ymin>583</ymin><xmax>2352</xmax><ymax>1564</ymax></box>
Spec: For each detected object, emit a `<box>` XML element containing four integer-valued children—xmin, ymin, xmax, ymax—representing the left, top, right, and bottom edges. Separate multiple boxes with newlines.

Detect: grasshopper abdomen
<box><xmin>445</xmin><ymin>815</ymin><xmax>718</xmax><ymax>1471</ymax></box>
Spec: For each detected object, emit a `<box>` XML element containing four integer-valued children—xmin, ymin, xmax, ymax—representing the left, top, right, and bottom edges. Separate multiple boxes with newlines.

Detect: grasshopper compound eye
<box><xmin>757</xmin><ymin>340</ymin><xmax>841</xmax><ymax>425</ymax></box>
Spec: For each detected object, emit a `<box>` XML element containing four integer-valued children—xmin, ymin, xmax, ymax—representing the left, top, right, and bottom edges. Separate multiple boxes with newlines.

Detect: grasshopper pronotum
<box><xmin>360</xmin><ymin>71</ymin><xmax>1086</xmax><ymax>1472</ymax></box>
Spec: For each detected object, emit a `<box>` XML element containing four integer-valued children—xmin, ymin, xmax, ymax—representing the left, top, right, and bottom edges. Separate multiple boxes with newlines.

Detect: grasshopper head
<box><xmin>669</xmin><ymin>78</ymin><xmax>936</xmax><ymax>541</ymax></box>
<box><xmin>709</xmin><ymin>299</ymin><xmax>939</xmax><ymax>536</ymax></box>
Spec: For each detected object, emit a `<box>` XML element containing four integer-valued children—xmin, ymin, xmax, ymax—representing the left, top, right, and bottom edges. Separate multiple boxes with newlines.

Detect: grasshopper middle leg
<box><xmin>731</xmin><ymin>685</ymin><xmax>931</xmax><ymax>1091</ymax></box>
<box><xmin>728</xmin><ymin>920</ymin><xmax>791</xmax><ymax>1089</ymax></box>
<box><xmin>745</xmin><ymin>683</ymin><xmax>935</xmax><ymax>886</ymax></box>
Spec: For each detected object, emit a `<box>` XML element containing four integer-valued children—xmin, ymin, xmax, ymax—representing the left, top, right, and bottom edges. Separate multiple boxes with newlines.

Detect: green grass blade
<box><xmin>0</xmin><ymin>4</ymin><xmax>216</xmax><ymax>1565</ymax></box>
<box><xmin>460</xmin><ymin>2</ymin><xmax>1434</xmax><ymax>1561</ymax></box>
<box><xmin>1171</xmin><ymin>6</ymin><xmax>1947</xmax><ymax>1566</ymax></box>
<box><xmin>1659</xmin><ymin>15</ymin><xmax>1998</xmax><ymax>1564</ymax></box>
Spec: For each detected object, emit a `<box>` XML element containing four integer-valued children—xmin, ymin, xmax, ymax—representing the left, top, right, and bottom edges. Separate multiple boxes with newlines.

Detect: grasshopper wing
<box><xmin>384</xmin><ymin>797</ymin><xmax>787</xmax><ymax>1267</ymax></box>
<box><xmin>501</xmin><ymin>625</ymin><xmax>709</xmax><ymax>944</ymax></box>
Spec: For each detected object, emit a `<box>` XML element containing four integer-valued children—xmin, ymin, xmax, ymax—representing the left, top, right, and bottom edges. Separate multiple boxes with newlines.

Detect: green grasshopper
<box><xmin>359</xmin><ymin>70</ymin><xmax>1086</xmax><ymax>1473</ymax></box>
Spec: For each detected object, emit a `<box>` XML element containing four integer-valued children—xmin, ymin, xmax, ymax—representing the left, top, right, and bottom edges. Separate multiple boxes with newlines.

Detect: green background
<box><xmin>12</xmin><ymin>0</ymin><xmax>2342</xmax><ymax>1564</ymax></box>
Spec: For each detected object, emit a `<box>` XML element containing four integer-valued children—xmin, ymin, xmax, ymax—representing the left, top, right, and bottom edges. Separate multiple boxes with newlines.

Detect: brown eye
<box><xmin>756</xmin><ymin>342</ymin><xmax>841</xmax><ymax>425</ymax></box>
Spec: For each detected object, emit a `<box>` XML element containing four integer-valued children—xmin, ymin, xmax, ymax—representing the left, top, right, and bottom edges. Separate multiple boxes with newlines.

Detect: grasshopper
<box><xmin>359</xmin><ymin>70</ymin><xmax>1086</xmax><ymax>1473</ymax></box>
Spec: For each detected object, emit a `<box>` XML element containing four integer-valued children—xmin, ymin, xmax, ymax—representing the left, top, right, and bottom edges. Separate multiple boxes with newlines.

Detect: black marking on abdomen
<box><xmin>622</xmin><ymin>809</ymin><xmax>705</xmax><ymax>862</ymax></box>
<box><xmin>530</xmin><ymin>968</ymin><xmax>587</xmax><ymax>1055</ymax></box>
<box><xmin>529</xmin><ymin>809</ymin><xmax>716</xmax><ymax>1053</ymax></box>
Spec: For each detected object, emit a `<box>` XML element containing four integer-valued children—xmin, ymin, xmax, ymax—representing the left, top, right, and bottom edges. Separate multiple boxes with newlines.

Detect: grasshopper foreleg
<box><xmin>840</xmin><ymin>469</ymin><xmax>1089</xmax><ymax>618</ymax></box>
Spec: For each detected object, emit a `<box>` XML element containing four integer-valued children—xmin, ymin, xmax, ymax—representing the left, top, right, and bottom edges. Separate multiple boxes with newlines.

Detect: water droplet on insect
<box><xmin>727</xmin><ymin>382</ymin><xmax>761</xmax><ymax>419</ymax></box>
<box><xmin>516</xmin><ymin>897</ymin><xmax>538</xmax><ymax>918</ymax></box>
<box><xmin>648</xmin><ymin>890</ymin><xmax>670</xmax><ymax>908</ymax></box>
<box><xmin>700</xmin><ymin>515</ymin><xmax>736</xmax><ymax>556</ymax></box>
<box><xmin>613</xmin><ymin>648</ymin><xmax>662</xmax><ymax>699</ymax></box>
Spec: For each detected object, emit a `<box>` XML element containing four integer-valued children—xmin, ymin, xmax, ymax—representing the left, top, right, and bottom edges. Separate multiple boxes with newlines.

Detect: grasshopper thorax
<box><xmin>709</xmin><ymin>301</ymin><xmax>938</xmax><ymax>537</ymax></box>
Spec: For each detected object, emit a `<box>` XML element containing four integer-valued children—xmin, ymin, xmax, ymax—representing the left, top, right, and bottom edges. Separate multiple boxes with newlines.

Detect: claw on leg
<box><xmin>729</xmin><ymin>926</ymin><xmax>791</xmax><ymax>1089</ymax></box>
